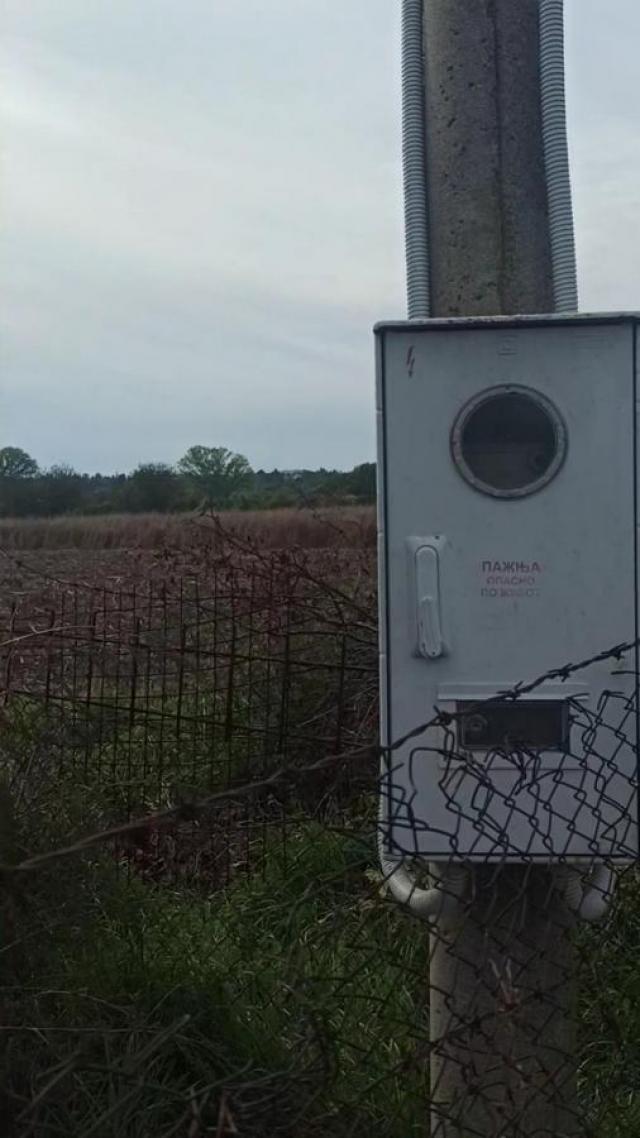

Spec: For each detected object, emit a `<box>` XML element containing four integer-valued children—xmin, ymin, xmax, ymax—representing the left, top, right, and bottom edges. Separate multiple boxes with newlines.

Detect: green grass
<box><xmin>5</xmin><ymin>814</ymin><xmax>640</xmax><ymax>1136</ymax></box>
<box><xmin>4</xmin><ymin>702</ymin><xmax>640</xmax><ymax>1135</ymax></box>
<box><xmin>4</xmin><ymin>825</ymin><xmax>427</xmax><ymax>1137</ymax></box>
<box><xmin>577</xmin><ymin>870</ymin><xmax>640</xmax><ymax>1136</ymax></box>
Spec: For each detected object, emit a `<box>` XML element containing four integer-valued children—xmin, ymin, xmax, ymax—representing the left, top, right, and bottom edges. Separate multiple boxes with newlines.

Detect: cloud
<box><xmin>563</xmin><ymin>0</ymin><xmax>640</xmax><ymax>312</ymax></box>
<box><xmin>1</xmin><ymin>1</ymin><xmax>405</xmax><ymax>472</ymax></box>
<box><xmin>1</xmin><ymin>1</ymin><xmax>639</xmax><ymax>473</ymax></box>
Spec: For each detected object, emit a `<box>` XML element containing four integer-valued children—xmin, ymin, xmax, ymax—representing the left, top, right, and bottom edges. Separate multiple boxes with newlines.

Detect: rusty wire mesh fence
<box><xmin>0</xmin><ymin>523</ymin><xmax>639</xmax><ymax>1136</ymax></box>
<box><xmin>1</xmin><ymin>533</ymin><xmax>377</xmax><ymax>890</ymax></box>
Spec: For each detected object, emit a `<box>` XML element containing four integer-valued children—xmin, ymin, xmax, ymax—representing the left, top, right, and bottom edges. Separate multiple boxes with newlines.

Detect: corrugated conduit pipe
<box><xmin>539</xmin><ymin>0</ymin><xmax>579</xmax><ymax>312</ymax></box>
<box><xmin>402</xmin><ymin>0</ymin><xmax>431</xmax><ymax>320</ymax></box>
<box><xmin>394</xmin><ymin>0</ymin><xmax>464</xmax><ymax>914</ymax></box>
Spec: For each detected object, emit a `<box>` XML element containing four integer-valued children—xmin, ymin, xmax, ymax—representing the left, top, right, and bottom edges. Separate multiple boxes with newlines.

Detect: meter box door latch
<box><xmin>376</xmin><ymin>313</ymin><xmax>640</xmax><ymax>863</ymax></box>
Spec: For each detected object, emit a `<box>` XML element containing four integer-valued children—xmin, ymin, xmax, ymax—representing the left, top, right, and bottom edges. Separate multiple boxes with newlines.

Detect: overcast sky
<box><xmin>2</xmin><ymin>1</ymin><xmax>639</xmax><ymax>475</ymax></box>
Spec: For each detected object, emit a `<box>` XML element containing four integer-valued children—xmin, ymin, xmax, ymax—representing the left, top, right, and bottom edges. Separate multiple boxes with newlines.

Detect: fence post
<box><xmin>418</xmin><ymin>1</ymin><xmax>579</xmax><ymax>1132</ymax></box>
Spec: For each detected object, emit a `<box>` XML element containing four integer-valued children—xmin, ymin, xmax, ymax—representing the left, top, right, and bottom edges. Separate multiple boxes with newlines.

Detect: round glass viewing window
<box><xmin>450</xmin><ymin>385</ymin><xmax>567</xmax><ymax>498</ymax></box>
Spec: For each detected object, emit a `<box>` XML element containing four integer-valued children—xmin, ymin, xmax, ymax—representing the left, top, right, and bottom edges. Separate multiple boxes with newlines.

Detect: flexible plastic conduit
<box><xmin>402</xmin><ymin>0</ymin><xmax>430</xmax><ymax>319</ymax></box>
<box><xmin>539</xmin><ymin>0</ymin><xmax>579</xmax><ymax>312</ymax></box>
<box><xmin>396</xmin><ymin>0</ymin><xmax>466</xmax><ymax>918</ymax></box>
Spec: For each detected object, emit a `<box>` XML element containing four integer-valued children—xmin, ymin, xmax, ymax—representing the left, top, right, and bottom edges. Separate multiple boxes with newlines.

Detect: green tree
<box><xmin>346</xmin><ymin>463</ymin><xmax>376</xmax><ymax>502</ymax></box>
<box><xmin>121</xmin><ymin>463</ymin><xmax>182</xmax><ymax>513</ymax></box>
<box><xmin>39</xmin><ymin>465</ymin><xmax>84</xmax><ymax>515</ymax></box>
<box><xmin>0</xmin><ymin>447</ymin><xmax>38</xmax><ymax>479</ymax></box>
<box><xmin>177</xmin><ymin>446</ymin><xmax>252</xmax><ymax>507</ymax></box>
<box><xmin>0</xmin><ymin>448</ymin><xmax>39</xmax><ymax>515</ymax></box>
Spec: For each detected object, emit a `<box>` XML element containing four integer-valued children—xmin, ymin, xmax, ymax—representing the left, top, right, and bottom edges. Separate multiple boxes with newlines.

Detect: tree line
<box><xmin>0</xmin><ymin>446</ymin><xmax>376</xmax><ymax>518</ymax></box>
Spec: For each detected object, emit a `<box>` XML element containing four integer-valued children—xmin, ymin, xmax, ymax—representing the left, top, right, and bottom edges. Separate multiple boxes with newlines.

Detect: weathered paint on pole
<box><xmin>423</xmin><ymin>0</ymin><xmax>554</xmax><ymax>316</ymax></box>
<box><xmin>422</xmin><ymin>2</ymin><xmax>578</xmax><ymax>1133</ymax></box>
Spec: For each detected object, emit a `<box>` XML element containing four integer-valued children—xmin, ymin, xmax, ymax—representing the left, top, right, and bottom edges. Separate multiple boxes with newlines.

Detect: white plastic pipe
<box><xmin>402</xmin><ymin>0</ymin><xmax>431</xmax><ymax>319</ymax></box>
<box><xmin>539</xmin><ymin>0</ymin><xmax>579</xmax><ymax>312</ymax></box>
<box><xmin>378</xmin><ymin>798</ymin><xmax>468</xmax><ymax>918</ymax></box>
<box><xmin>555</xmin><ymin>864</ymin><xmax>615</xmax><ymax>922</ymax></box>
<box><xmin>380</xmin><ymin>852</ymin><xmax>469</xmax><ymax>919</ymax></box>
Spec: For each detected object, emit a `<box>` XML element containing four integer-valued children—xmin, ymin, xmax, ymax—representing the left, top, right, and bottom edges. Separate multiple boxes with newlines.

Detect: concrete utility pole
<box><xmin>424</xmin><ymin>0</ymin><xmax>554</xmax><ymax>317</ymax></box>
<box><xmin>419</xmin><ymin>2</ymin><xmax>579</xmax><ymax>1134</ymax></box>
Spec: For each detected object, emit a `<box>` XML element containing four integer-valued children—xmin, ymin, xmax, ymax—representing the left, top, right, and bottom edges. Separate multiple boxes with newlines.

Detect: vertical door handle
<box><xmin>416</xmin><ymin>546</ymin><xmax>444</xmax><ymax>659</ymax></box>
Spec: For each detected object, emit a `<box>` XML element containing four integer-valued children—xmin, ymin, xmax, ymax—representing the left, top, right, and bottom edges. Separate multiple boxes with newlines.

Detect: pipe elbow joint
<box><xmin>381</xmin><ymin>858</ymin><xmax>469</xmax><ymax>920</ymax></box>
<box><xmin>555</xmin><ymin>863</ymin><xmax>616</xmax><ymax>923</ymax></box>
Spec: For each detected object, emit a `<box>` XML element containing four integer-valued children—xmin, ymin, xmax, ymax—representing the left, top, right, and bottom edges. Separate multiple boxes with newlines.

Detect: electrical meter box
<box><xmin>376</xmin><ymin>313</ymin><xmax>640</xmax><ymax>863</ymax></box>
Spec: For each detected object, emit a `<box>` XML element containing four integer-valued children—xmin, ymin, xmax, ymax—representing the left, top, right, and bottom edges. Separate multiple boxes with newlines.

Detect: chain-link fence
<box><xmin>1</xmin><ymin>524</ymin><xmax>638</xmax><ymax>1136</ymax></box>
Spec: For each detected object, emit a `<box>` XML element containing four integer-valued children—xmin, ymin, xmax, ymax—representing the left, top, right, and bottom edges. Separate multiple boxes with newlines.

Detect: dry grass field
<box><xmin>0</xmin><ymin>505</ymin><xmax>376</xmax><ymax>553</ymax></box>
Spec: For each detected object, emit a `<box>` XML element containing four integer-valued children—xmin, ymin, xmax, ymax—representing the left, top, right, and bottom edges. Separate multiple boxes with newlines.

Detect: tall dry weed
<box><xmin>0</xmin><ymin>507</ymin><xmax>376</xmax><ymax>552</ymax></box>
